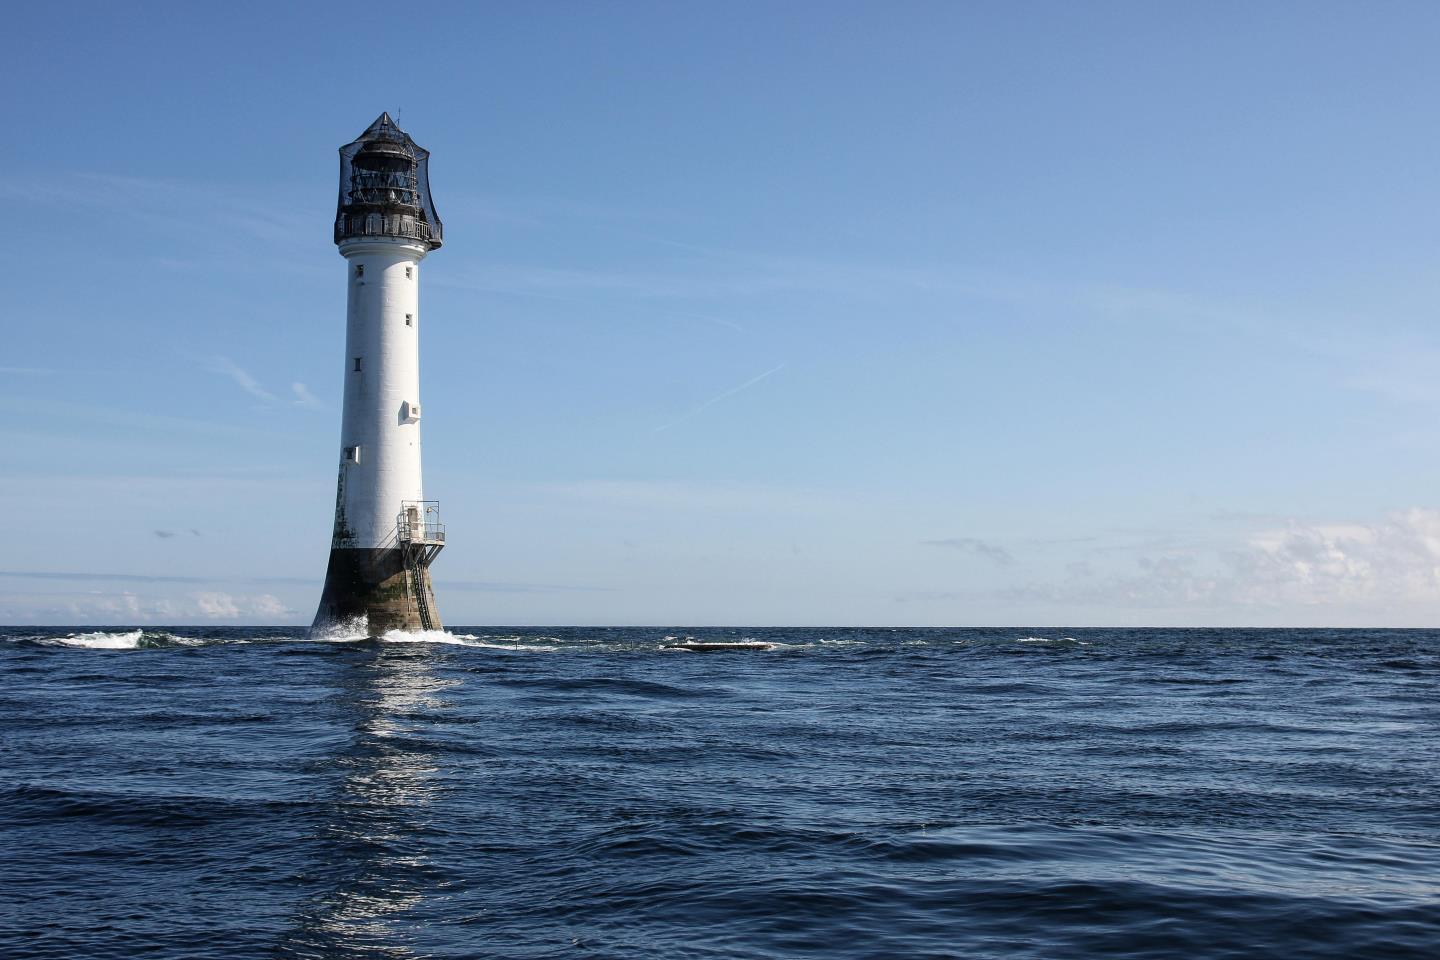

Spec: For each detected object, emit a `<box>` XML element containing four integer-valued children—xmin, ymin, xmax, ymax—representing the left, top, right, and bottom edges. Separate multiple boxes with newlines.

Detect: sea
<box><xmin>1</xmin><ymin>626</ymin><xmax>1436</xmax><ymax>959</ymax></box>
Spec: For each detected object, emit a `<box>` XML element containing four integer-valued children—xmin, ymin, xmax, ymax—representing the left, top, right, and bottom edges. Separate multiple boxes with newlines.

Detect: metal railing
<box><xmin>400</xmin><ymin>521</ymin><xmax>445</xmax><ymax>544</ymax></box>
<box><xmin>334</xmin><ymin>214</ymin><xmax>442</xmax><ymax>245</ymax></box>
<box><xmin>374</xmin><ymin>502</ymin><xmax>446</xmax><ymax>552</ymax></box>
<box><xmin>396</xmin><ymin>501</ymin><xmax>445</xmax><ymax>545</ymax></box>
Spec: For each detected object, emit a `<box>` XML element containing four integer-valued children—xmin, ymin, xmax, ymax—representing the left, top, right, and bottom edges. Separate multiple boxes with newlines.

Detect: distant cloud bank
<box><xmin>1005</xmin><ymin>508</ymin><xmax>1440</xmax><ymax>613</ymax></box>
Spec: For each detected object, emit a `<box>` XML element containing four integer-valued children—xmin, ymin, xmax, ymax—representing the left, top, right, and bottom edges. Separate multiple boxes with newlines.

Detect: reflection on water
<box><xmin>277</xmin><ymin>643</ymin><xmax>457</xmax><ymax>959</ymax></box>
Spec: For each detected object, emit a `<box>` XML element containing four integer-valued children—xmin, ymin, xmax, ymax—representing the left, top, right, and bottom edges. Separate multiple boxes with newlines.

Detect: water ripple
<box><xmin>2</xmin><ymin>626</ymin><xmax>1437</xmax><ymax>959</ymax></box>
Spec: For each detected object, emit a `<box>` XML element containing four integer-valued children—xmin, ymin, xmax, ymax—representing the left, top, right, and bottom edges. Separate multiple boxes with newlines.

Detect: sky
<box><xmin>6</xmin><ymin>1</ymin><xmax>1440</xmax><ymax>626</ymax></box>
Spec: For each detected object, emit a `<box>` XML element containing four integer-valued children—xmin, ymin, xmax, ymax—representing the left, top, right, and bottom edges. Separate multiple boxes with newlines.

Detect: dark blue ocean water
<box><xmin>2</xmin><ymin>626</ymin><xmax>1436</xmax><ymax>959</ymax></box>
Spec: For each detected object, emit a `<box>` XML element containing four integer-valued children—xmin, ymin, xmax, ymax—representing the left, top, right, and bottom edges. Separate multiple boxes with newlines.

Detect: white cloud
<box><xmin>1008</xmin><ymin>508</ymin><xmax>1440</xmax><ymax>614</ymax></box>
<box><xmin>1232</xmin><ymin>509</ymin><xmax>1440</xmax><ymax>605</ymax></box>
<box><xmin>208</xmin><ymin>360</ymin><xmax>324</xmax><ymax>412</ymax></box>
<box><xmin>291</xmin><ymin>382</ymin><xmax>322</xmax><ymax>408</ymax></box>
<box><xmin>211</xmin><ymin>356</ymin><xmax>278</xmax><ymax>404</ymax></box>
<box><xmin>0</xmin><ymin>589</ymin><xmax>297</xmax><ymax>623</ymax></box>
<box><xmin>193</xmin><ymin>592</ymin><xmax>242</xmax><ymax>618</ymax></box>
<box><xmin>250</xmin><ymin>594</ymin><xmax>289</xmax><ymax>617</ymax></box>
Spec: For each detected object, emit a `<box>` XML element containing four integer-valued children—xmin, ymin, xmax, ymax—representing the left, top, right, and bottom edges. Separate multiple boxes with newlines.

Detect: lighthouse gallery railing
<box><xmin>334</xmin><ymin>214</ymin><xmax>442</xmax><ymax>245</ymax></box>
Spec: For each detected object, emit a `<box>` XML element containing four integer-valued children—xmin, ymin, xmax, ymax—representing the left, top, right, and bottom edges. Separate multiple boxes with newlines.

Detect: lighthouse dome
<box><xmin>334</xmin><ymin>113</ymin><xmax>443</xmax><ymax>249</ymax></box>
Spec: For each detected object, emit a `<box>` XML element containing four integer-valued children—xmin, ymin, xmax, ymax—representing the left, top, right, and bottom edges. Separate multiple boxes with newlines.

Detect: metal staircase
<box><xmin>405</xmin><ymin>544</ymin><xmax>435</xmax><ymax>630</ymax></box>
<box><xmin>394</xmin><ymin>501</ymin><xmax>445</xmax><ymax>630</ymax></box>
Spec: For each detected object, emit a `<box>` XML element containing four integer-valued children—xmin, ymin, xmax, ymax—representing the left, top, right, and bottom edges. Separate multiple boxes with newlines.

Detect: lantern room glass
<box><xmin>334</xmin><ymin>113</ymin><xmax>443</xmax><ymax>249</ymax></box>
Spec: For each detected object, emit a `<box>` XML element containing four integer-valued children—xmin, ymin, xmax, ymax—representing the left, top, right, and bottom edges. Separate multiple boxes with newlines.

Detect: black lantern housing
<box><xmin>334</xmin><ymin>113</ymin><xmax>443</xmax><ymax>249</ymax></box>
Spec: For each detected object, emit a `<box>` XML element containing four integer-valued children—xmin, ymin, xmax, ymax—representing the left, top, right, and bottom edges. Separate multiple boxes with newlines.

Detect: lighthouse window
<box><xmin>405</xmin><ymin>266</ymin><xmax>413</xmax><ymax>279</ymax></box>
<box><xmin>353</xmin><ymin>357</ymin><xmax>362</xmax><ymax>372</ymax></box>
<box><xmin>343</xmin><ymin>445</ymin><xmax>361</xmax><ymax>464</ymax></box>
<box><xmin>405</xmin><ymin>313</ymin><xmax>413</xmax><ymax>326</ymax></box>
<box><xmin>355</xmin><ymin>264</ymin><xmax>364</xmax><ymax>278</ymax></box>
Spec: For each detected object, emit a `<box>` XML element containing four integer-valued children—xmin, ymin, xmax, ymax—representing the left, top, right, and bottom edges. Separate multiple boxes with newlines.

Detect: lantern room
<box><xmin>334</xmin><ymin>113</ymin><xmax>443</xmax><ymax>249</ymax></box>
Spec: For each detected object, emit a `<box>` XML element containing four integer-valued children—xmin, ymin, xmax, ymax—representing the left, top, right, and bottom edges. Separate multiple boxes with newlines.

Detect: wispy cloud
<box><xmin>5</xmin><ymin>173</ymin><xmax>320</xmax><ymax>258</ymax></box>
<box><xmin>655</xmin><ymin>362</ymin><xmax>785</xmax><ymax>432</ymax></box>
<box><xmin>206</xmin><ymin>360</ymin><xmax>322</xmax><ymax>411</ymax></box>
<box><xmin>0</xmin><ymin>570</ymin><xmax>210</xmax><ymax>584</ymax></box>
<box><xmin>539</xmin><ymin>478</ymin><xmax>850</xmax><ymax>516</ymax></box>
<box><xmin>150</xmin><ymin>527</ymin><xmax>202</xmax><ymax>540</ymax></box>
<box><xmin>1333</xmin><ymin>339</ymin><xmax>1440</xmax><ymax>414</ymax></box>
<box><xmin>436</xmin><ymin>579</ymin><xmax>614</xmax><ymax>594</ymax></box>
<box><xmin>291</xmin><ymin>382</ymin><xmax>322</xmax><ymax>408</ymax></box>
<box><xmin>0</xmin><ymin>570</ymin><xmax>295</xmax><ymax>588</ymax></box>
<box><xmin>211</xmin><ymin>356</ymin><xmax>278</xmax><ymax>404</ymax></box>
<box><xmin>922</xmin><ymin>537</ymin><xmax>1015</xmax><ymax>566</ymax></box>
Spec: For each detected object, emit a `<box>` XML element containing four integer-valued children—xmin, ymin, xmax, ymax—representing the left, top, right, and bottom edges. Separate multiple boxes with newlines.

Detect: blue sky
<box><xmin>6</xmin><ymin>1</ymin><xmax>1440</xmax><ymax>626</ymax></box>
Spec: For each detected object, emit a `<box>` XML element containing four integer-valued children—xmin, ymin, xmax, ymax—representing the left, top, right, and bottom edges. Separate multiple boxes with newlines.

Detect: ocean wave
<box><xmin>379</xmin><ymin>629</ymin><xmax>559</xmax><ymax>651</ymax></box>
<box><xmin>4</xmin><ymin>625</ymin><xmax>1439</xmax><ymax>958</ymax></box>
<box><xmin>307</xmin><ymin>616</ymin><xmax>370</xmax><ymax>642</ymax></box>
<box><xmin>16</xmin><ymin>630</ymin><xmax>294</xmax><ymax>651</ymax></box>
<box><xmin>301</xmin><ymin>617</ymin><xmax>559</xmax><ymax>650</ymax></box>
<box><xmin>46</xmin><ymin>629</ymin><xmax>145</xmax><ymax>649</ymax></box>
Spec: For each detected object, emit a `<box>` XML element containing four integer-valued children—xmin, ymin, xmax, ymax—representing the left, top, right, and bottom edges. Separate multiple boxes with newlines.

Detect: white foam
<box><xmin>51</xmin><ymin>629</ymin><xmax>144</xmax><ymax>649</ymax></box>
<box><xmin>464</xmin><ymin>639</ymin><xmax>560</xmax><ymax>652</ymax></box>
<box><xmin>307</xmin><ymin>615</ymin><xmax>370</xmax><ymax>642</ymax></box>
<box><xmin>379</xmin><ymin>629</ymin><xmax>558</xmax><ymax>651</ymax></box>
<box><xmin>167</xmin><ymin>635</ymin><xmax>243</xmax><ymax>646</ymax></box>
<box><xmin>379</xmin><ymin>628</ymin><xmax>475</xmax><ymax>645</ymax></box>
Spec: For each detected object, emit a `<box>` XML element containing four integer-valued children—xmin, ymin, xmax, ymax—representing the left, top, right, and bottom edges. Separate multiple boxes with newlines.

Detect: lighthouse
<box><xmin>313</xmin><ymin>113</ymin><xmax>446</xmax><ymax>635</ymax></box>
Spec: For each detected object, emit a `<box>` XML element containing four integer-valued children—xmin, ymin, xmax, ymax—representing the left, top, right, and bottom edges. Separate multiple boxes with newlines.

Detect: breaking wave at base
<box><xmin>303</xmin><ymin>618</ymin><xmax>559</xmax><ymax>650</ymax></box>
<box><xmin>378</xmin><ymin>628</ymin><xmax>476</xmax><ymax>645</ymax></box>
<box><xmin>306</xmin><ymin>616</ymin><xmax>370</xmax><ymax>642</ymax></box>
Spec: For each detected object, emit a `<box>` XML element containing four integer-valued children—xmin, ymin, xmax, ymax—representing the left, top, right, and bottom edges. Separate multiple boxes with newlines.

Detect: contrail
<box><xmin>655</xmin><ymin>362</ymin><xmax>786</xmax><ymax>432</ymax></box>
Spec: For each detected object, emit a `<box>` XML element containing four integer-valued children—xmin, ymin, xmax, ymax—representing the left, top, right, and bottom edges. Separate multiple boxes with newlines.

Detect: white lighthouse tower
<box><xmin>313</xmin><ymin>113</ymin><xmax>446</xmax><ymax>634</ymax></box>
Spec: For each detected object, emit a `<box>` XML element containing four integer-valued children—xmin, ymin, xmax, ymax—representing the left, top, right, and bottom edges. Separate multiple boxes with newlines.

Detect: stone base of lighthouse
<box><xmin>312</xmin><ymin>546</ymin><xmax>443</xmax><ymax>636</ymax></box>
